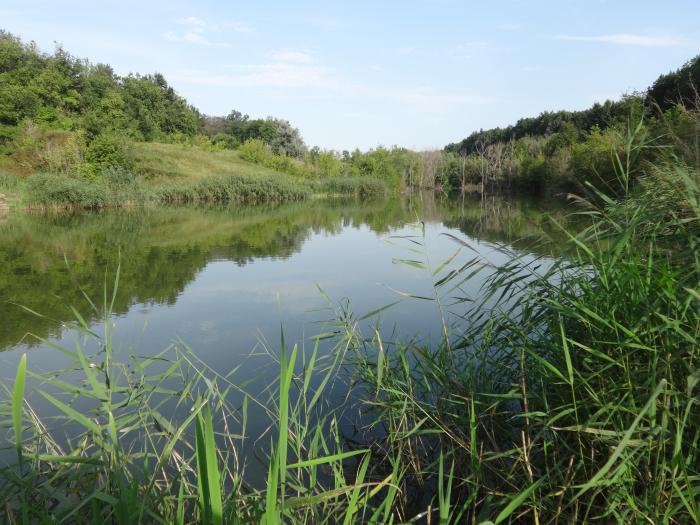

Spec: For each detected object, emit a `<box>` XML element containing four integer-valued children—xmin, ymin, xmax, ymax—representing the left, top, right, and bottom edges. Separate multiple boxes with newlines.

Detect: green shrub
<box><xmin>513</xmin><ymin>153</ymin><xmax>549</xmax><ymax>191</ymax></box>
<box><xmin>85</xmin><ymin>133</ymin><xmax>134</xmax><ymax>172</ymax></box>
<box><xmin>238</xmin><ymin>138</ymin><xmax>272</xmax><ymax>164</ymax></box>
<box><xmin>570</xmin><ymin>126</ymin><xmax>624</xmax><ymax>191</ymax></box>
<box><xmin>10</xmin><ymin>122</ymin><xmax>86</xmax><ymax>176</ymax></box>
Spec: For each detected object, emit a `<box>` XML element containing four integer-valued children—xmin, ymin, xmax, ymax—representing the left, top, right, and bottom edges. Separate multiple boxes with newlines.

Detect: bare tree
<box><xmin>419</xmin><ymin>150</ymin><xmax>443</xmax><ymax>188</ymax></box>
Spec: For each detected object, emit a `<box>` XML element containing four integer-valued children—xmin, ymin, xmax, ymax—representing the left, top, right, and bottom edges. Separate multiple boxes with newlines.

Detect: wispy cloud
<box><xmin>172</xmin><ymin>64</ymin><xmax>335</xmax><ymax>89</ymax></box>
<box><xmin>162</xmin><ymin>16</ymin><xmax>252</xmax><ymax>47</ymax></box>
<box><xmin>497</xmin><ymin>23</ymin><xmax>521</xmax><ymax>31</ymax></box>
<box><xmin>172</xmin><ymin>49</ymin><xmax>347</xmax><ymax>91</ymax></box>
<box><xmin>554</xmin><ymin>33</ymin><xmax>681</xmax><ymax>48</ymax></box>
<box><xmin>452</xmin><ymin>41</ymin><xmax>490</xmax><ymax>60</ymax></box>
<box><xmin>266</xmin><ymin>49</ymin><xmax>315</xmax><ymax>64</ymax></box>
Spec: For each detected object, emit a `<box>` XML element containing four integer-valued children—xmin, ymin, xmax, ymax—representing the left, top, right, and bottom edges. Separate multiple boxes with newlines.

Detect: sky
<box><xmin>2</xmin><ymin>0</ymin><xmax>699</xmax><ymax>150</ymax></box>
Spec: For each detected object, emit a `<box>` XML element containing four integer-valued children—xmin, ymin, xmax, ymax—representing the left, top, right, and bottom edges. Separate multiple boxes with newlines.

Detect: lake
<box><xmin>0</xmin><ymin>194</ymin><xmax>570</xmax><ymax>481</ymax></box>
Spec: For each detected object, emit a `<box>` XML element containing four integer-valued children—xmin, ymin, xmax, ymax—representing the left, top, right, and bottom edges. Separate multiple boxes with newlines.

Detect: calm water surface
<box><xmin>0</xmin><ymin>196</ymin><xmax>567</xmax><ymax>360</ymax></box>
<box><xmin>0</xmin><ymin>195</ymin><xmax>570</xmax><ymax>476</ymax></box>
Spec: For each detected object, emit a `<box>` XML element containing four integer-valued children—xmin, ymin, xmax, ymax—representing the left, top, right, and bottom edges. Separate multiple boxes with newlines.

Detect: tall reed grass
<box><xmin>1</xmin><ymin>121</ymin><xmax>698</xmax><ymax>523</ymax></box>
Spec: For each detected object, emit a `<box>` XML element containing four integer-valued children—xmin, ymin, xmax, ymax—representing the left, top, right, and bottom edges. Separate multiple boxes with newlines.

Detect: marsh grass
<box><xmin>313</xmin><ymin>177</ymin><xmax>388</xmax><ymax>198</ymax></box>
<box><xmin>7</xmin><ymin>170</ymin><xmax>311</xmax><ymax>210</ymax></box>
<box><xmin>1</xmin><ymin>123</ymin><xmax>698</xmax><ymax>523</ymax></box>
<box><xmin>153</xmin><ymin>173</ymin><xmax>311</xmax><ymax>206</ymax></box>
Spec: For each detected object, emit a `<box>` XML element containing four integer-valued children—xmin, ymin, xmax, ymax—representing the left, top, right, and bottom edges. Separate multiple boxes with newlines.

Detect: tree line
<box><xmin>430</xmin><ymin>55</ymin><xmax>700</xmax><ymax>196</ymax></box>
<box><xmin>1</xmin><ymin>28</ymin><xmax>699</xmax><ymax>197</ymax></box>
<box><xmin>0</xmin><ymin>30</ymin><xmax>421</xmax><ymax>187</ymax></box>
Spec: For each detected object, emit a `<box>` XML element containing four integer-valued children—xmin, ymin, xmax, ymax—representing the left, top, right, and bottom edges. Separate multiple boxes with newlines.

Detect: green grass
<box><xmin>152</xmin><ymin>172</ymin><xmax>311</xmax><ymax>205</ymax></box>
<box><xmin>0</xmin><ymin>126</ymin><xmax>698</xmax><ymax>522</ymax></box>
<box><xmin>0</xmin><ymin>142</ymin><xmax>388</xmax><ymax>210</ymax></box>
<box><xmin>312</xmin><ymin>176</ymin><xmax>388</xmax><ymax>198</ymax></box>
<box><xmin>130</xmin><ymin>142</ymin><xmax>289</xmax><ymax>182</ymax></box>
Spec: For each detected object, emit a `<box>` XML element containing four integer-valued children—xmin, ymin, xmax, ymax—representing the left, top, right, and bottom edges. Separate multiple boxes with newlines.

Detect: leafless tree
<box><xmin>419</xmin><ymin>150</ymin><xmax>443</xmax><ymax>188</ymax></box>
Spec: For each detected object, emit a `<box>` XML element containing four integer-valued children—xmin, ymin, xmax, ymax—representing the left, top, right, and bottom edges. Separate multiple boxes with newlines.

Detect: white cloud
<box><xmin>163</xmin><ymin>15</ymin><xmax>252</xmax><ymax>46</ymax></box>
<box><xmin>554</xmin><ymin>33</ymin><xmax>681</xmax><ymax>47</ymax></box>
<box><xmin>172</xmin><ymin>49</ymin><xmax>371</xmax><ymax>93</ymax></box>
<box><xmin>172</xmin><ymin>63</ymin><xmax>340</xmax><ymax>90</ymax></box>
<box><xmin>452</xmin><ymin>41</ymin><xmax>490</xmax><ymax>60</ymax></box>
<box><xmin>177</xmin><ymin>16</ymin><xmax>207</xmax><ymax>28</ymax></box>
<box><xmin>266</xmin><ymin>49</ymin><xmax>316</xmax><ymax>64</ymax></box>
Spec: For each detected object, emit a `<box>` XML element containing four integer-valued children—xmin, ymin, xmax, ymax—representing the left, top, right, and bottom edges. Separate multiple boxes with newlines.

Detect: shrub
<box><xmin>238</xmin><ymin>138</ymin><xmax>271</xmax><ymax>164</ymax></box>
<box><xmin>513</xmin><ymin>153</ymin><xmax>549</xmax><ymax>192</ymax></box>
<box><xmin>10</xmin><ymin>122</ymin><xmax>86</xmax><ymax>176</ymax></box>
<box><xmin>570</xmin><ymin>126</ymin><xmax>624</xmax><ymax>191</ymax></box>
<box><xmin>85</xmin><ymin>133</ymin><xmax>134</xmax><ymax>172</ymax></box>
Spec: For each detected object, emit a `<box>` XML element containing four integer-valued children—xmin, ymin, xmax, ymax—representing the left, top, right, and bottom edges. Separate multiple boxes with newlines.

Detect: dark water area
<box><xmin>0</xmin><ymin>194</ymin><xmax>572</xmax><ymax>481</ymax></box>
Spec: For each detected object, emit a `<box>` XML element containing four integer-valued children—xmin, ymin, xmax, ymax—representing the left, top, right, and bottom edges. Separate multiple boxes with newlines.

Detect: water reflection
<box><xmin>0</xmin><ymin>194</ymin><xmax>571</xmax><ymax>355</ymax></box>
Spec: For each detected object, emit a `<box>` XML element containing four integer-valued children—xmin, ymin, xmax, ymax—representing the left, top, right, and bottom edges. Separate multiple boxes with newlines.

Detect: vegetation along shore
<box><xmin>0</xmin><ymin>24</ymin><xmax>699</xmax><ymax>525</ymax></box>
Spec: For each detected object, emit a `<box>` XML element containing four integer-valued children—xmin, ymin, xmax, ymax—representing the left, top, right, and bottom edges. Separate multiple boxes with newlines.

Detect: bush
<box><xmin>238</xmin><ymin>138</ymin><xmax>271</xmax><ymax>165</ymax></box>
<box><xmin>570</xmin><ymin>126</ymin><xmax>624</xmax><ymax>191</ymax></box>
<box><xmin>85</xmin><ymin>134</ymin><xmax>134</xmax><ymax>172</ymax></box>
<box><xmin>10</xmin><ymin>122</ymin><xmax>85</xmax><ymax>176</ymax></box>
<box><xmin>513</xmin><ymin>153</ymin><xmax>549</xmax><ymax>192</ymax></box>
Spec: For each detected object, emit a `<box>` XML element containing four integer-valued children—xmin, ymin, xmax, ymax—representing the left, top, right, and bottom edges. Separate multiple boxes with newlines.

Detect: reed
<box><xmin>1</xmin><ymin>122</ymin><xmax>698</xmax><ymax>523</ymax></box>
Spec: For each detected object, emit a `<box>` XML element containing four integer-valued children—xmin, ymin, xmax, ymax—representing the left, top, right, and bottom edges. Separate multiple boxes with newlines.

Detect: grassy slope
<box><xmin>130</xmin><ymin>142</ymin><xmax>287</xmax><ymax>182</ymax></box>
<box><xmin>0</xmin><ymin>141</ymin><xmax>312</xmax><ymax>209</ymax></box>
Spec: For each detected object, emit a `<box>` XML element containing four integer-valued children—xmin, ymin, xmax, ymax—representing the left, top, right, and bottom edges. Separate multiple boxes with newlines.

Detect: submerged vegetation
<box><xmin>1</xmin><ymin>116</ymin><xmax>698</xmax><ymax>522</ymax></box>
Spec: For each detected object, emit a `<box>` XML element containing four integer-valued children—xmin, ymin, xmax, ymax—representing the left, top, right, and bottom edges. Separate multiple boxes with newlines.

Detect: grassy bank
<box><xmin>0</xmin><ymin>142</ymin><xmax>397</xmax><ymax>210</ymax></box>
<box><xmin>129</xmin><ymin>142</ymin><xmax>289</xmax><ymax>182</ymax></box>
<box><xmin>0</xmin><ymin>169</ymin><xmax>311</xmax><ymax>210</ymax></box>
<box><xmin>0</xmin><ymin>142</ymin><xmax>312</xmax><ymax>210</ymax></box>
<box><xmin>1</xmin><ymin>135</ymin><xmax>698</xmax><ymax>523</ymax></box>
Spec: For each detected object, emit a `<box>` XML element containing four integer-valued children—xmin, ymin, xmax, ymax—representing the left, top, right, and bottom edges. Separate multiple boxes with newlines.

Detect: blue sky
<box><xmin>2</xmin><ymin>0</ymin><xmax>699</xmax><ymax>150</ymax></box>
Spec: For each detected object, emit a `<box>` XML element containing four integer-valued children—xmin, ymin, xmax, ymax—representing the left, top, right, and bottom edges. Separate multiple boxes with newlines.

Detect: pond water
<box><xmin>0</xmin><ymin>194</ymin><xmax>570</xmax><ymax>478</ymax></box>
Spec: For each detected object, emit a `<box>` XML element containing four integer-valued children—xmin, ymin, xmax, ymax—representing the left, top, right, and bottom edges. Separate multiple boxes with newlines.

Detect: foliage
<box><xmin>84</xmin><ymin>133</ymin><xmax>134</xmax><ymax>172</ymax></box>
<box><xmin>647</xmin><ymin>54</ymin><xmax>700</xmax><ymax>111</ymax></box>
<box><xmin>0</xmin><ymin>31</ymin><xmax>201</xmax><ymax>142</ymax></box>
<box><xmin>9</xmin><ymin>122</ymin><xmax>85</xmax><ymax>176</ymax></box>
<box><xmin>1</xmin><ymin>150</ymin><xmax>698</xmax><ymax>522</ymax></box>
<box><xmin>204</xmin><ymin>111</ymin><xmax>307</xmax><ymax>159</ymax></box>
<box><xmin>24</xmin><ymin>173</ymin><xmax>109</xmax><ymax>209</ymax></box>
<box><xmin>439</xmin><ymin>55</ymin><xmax>700</xmax><ymax>197</ymax></box>
<box><xmin>314</xmin><ymin>176</ymin><xmax>388</xmax><ymax>197</ymax></box>
<box><xmin>153</xmin><ymin>173</ymin><xmax>311</xmax><ymax>205</ymax></box>
<box><xmin>238</xmin><ymin>138</ymin><xmax>273</xmax><ymax>165</ymax></box>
